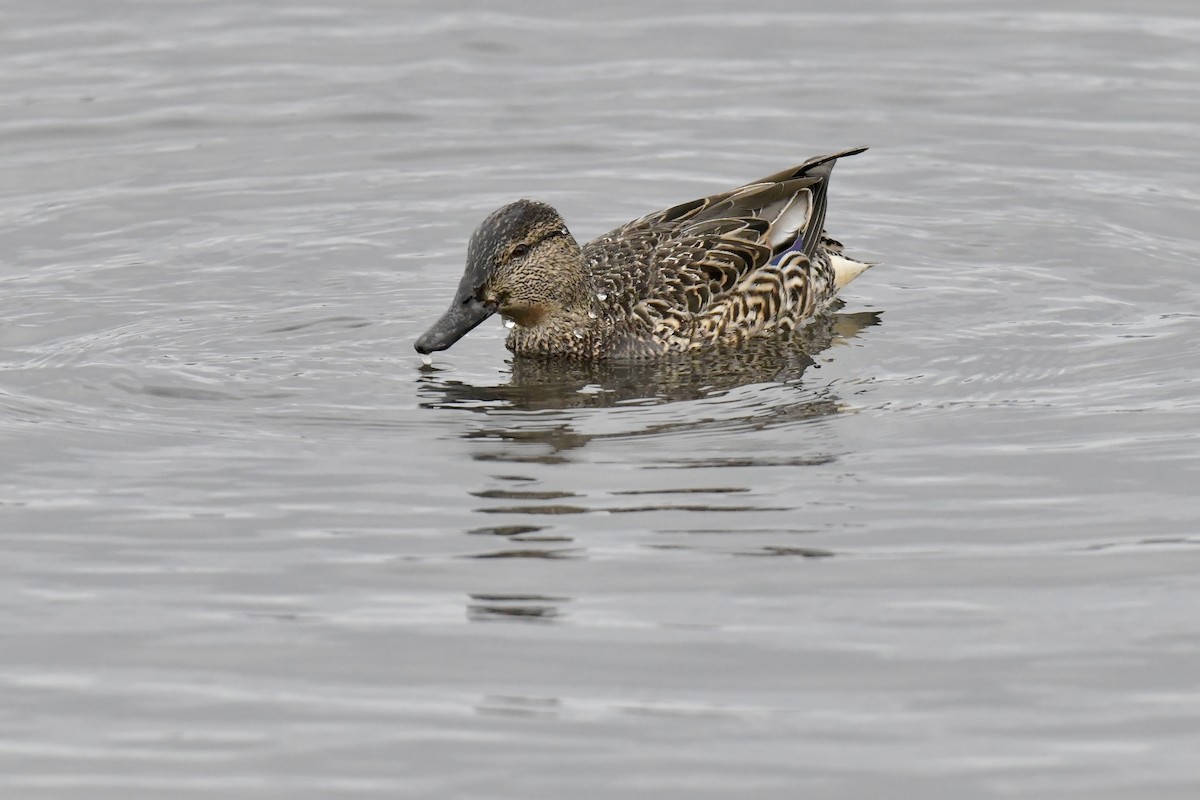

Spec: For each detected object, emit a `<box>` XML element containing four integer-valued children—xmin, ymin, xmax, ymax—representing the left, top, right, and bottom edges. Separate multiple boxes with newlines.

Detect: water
<box><xmin>2</xmin><ymin>1</ymin><xmax>1199</xmax><ymax>797</ymax></box>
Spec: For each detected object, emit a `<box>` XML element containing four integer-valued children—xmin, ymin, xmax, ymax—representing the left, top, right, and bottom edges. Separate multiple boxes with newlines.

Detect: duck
<box><xmin>414</xmin><ymin>147</ymin><xmax>873</xmax><ymax>360</ymax></box>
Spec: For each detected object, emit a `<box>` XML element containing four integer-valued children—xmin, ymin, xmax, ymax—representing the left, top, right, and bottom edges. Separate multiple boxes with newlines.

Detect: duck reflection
<box><xmin>467</xmin><ymin>594</ymin><xmax>570</xmax><ymax>623</ymax></box>
<box><xmin>430</xmin><ymin>309</ymin><xmax>881</xmax><ymax>572</ymax></box>
<box><xmin>417</xmin><ymin>308</ymin><xmax>880</xmax><ymax>415</ymax></box>
<box><xmin>417</xmin><ymin>309</ymin><xmax>879</xmax><ymax>466</ymax></box>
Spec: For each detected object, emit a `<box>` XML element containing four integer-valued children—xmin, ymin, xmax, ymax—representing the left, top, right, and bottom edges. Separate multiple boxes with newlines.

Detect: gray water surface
<box><xmin>3</xmin><ymin>1</ymin><xmax>1199</xmax><ymax>798</ymax></box>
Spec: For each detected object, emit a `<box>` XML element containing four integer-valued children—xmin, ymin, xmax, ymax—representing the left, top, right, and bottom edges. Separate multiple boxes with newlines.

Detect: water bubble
<box><xmin>504</xmin><ymin>319</ymin><xmax>516</xmax><ymax>329</ymax></box>
<box><xmin>587</xmin><ymin>311</ymin><xmax>597</xmax><ymax>319</ymax></box>
<box><xmin>596</xmin><ymin>292</ymin><xmax>608</xmax><ymax>301</ymax></box>
<box><xmin>574</xmin><ymin>328</ymin><xmax>584</xmax><ymax>339</ymax></box>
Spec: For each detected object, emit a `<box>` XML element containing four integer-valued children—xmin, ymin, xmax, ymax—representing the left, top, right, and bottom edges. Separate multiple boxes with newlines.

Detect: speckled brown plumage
<box><xmin>415</xmin><ymin>147</ymin><xmax>873</xmax><ymax>360</ymax></box>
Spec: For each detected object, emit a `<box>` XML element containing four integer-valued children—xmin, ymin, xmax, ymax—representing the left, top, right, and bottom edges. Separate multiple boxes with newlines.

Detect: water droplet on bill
<box><xmin>504</xmin><ymin>319</ymin><xmax>516</xmax><ymax>329</ymax></box>
<box><xmin>419</xmin><ymin>354</ymin><xmax>433</xmax><ymax>367</ymax></box>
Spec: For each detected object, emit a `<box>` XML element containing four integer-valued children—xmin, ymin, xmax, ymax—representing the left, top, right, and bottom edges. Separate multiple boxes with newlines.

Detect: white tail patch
<box><xmin>830</xmin><ymin>254</ymin><xmax>874</xmax><ymax>289</ymax></box>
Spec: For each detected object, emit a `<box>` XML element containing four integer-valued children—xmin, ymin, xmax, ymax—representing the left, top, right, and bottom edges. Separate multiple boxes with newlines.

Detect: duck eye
<box><xmin>511</xmin><ymin>243</ymin><xmax>530</xmax><ymax>258</ymax></box>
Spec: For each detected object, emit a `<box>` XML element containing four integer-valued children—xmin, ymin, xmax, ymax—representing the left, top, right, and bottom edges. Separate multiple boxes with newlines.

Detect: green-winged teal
<box><xmin>415</xmin><ymin>147</ymin><xmax>873</xmax><ymax>360</ymax></box>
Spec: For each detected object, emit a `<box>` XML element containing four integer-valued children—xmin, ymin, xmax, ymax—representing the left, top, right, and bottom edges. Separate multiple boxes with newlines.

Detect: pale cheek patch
<box><xmin>502</xmin><ymin>301</ymin><xmax>550</xmax><ymax>327</ymax></box>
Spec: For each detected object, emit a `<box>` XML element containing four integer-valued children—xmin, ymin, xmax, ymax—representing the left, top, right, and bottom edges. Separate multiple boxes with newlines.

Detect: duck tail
<box><xmin>830</xmin><ymin>253</ymin><xmax>875</xmax><ymax>289</ymax></box>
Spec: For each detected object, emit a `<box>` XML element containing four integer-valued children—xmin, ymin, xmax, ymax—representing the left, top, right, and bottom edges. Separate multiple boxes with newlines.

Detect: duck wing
<box><xmin>584</xmin><ymin>146</ymin><xmax>866</xmax><ymax>318</ymax></box>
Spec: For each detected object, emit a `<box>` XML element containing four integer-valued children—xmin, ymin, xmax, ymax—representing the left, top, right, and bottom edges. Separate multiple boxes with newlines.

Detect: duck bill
<box><xmin>414</xmin><ymin>295</ymin><xmax>497</xmax><ymax>354</ymax></box>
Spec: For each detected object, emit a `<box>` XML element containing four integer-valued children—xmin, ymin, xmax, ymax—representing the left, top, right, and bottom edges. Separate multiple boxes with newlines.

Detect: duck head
<box><xmin>414</xmin><ymin>200</ymin><xmax>586</xmax><ymax>355</ymax></box>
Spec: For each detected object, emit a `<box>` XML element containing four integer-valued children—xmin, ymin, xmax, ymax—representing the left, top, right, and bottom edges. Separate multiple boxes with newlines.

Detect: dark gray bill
<box><xmin>414</xmin><ymin>295</ymin><xmax>497</xmax><ymax>354</ymax></box>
